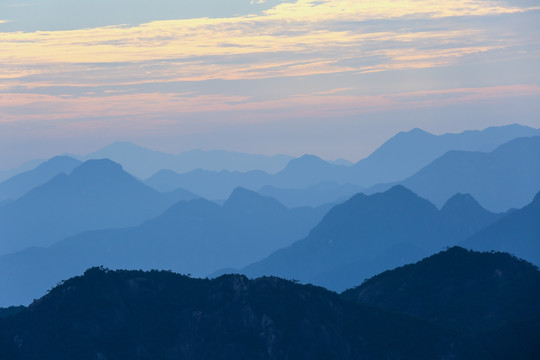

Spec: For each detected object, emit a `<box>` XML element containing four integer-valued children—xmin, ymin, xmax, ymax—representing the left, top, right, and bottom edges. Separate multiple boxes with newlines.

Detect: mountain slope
<box><xmin>351</xmin><ymin>123</ymin><xmax>540</xmax><ymax>186</ymax></box>
<box><xmin>258</xmin><ymin>182</ymin><xmax>363</xmax><ymax>208</ymax></box>
<box><xmin>342</xmin><ymin>247</ymin><xmax>540</xmax><ymax>359</ymax></box>
<box><xmin>391</xmin><ymin>136</ymin><xmax>540</xmax><ymax>212</ymax></box>
<box><xmin>145</xmin><ymin>168</ymin><xmax>272</xmax><ymax>198</ymax></box>
<box><xmin>343</xmin><ymin>247</ymin><xmax>540</xmax><ymax>334</ymax></box>
<box><xmin>243</xmin><ymin>186</ymin><xmax>501</xmax><ymax>291</ymax></box>
<box><xmin>0</xmin><ymin>268</ymin><xmax>456</xmax><ymax>360</ymax></box>
<box><xmin>0</xmin><ymin>156</ymin><xmax>81</xmax><ymax>202</ymax></box>
<box><xmin>463</xmin><ymin>190</ymin><xmax>540</xmax><ymax>266</ymax></box>
<box><xmin>0</xmin><ymin>159</ymin><xmax>198</xmax><ymax>255</ymax></box>
<box><xmin>0</xmin><ymin>188</ymin><xmax>329</xmax><ymax>306</ymax></box>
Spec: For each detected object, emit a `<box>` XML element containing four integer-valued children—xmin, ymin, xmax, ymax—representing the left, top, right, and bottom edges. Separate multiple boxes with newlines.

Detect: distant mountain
<box><xmin>74</xmin><ymin>141</ymin><xmax>293</xmax><ymax>178</ymax></box>
<box><xmin>342</xmin><ymin>247</ymin><xmax>540</xmax><ymax>359</ymax></box>
<box><xmin>243</xmin><ymin>186</ymin><xmax>501</xmax><ymax>291</ymax></box>
<box><xmin>270</xmin><ymin>155</ymin><xmax>350</xmax><ymax>188</ymax></box>
<box><xmin>0</xmin><ymin>158</ymin><xmax>44</xmax><ymax>183</ymax></box>
<box><xmin>145</xmin><ymin>168</ymin><xmax>272</xmax><ymax>198</ymax></box>
<box><xmin>145</xmin><ymin>125</ymin><xmax>540</xmax><ymax>199</ymax></box>
<box><xmin>0</xmin><ymin>268</ymin><xmax>456</xmax><ymax>360</ymax></box>
<box><xmin>258</xmin><ymin>182</ymin><xmax>363</xmax><ymax>208</ymax></box>
<box><xmin>368</xmin><ymin>136</ymin><xmax>540</xmax><ymax>212</ymax></box>
<box><xmin>463</xmin><ymin>190</ymin><xmax>540</xmax><ymax>266</ymax></box>
<box><xmin>350</xmin><ymin>123</ymin><xmax>540</xmax><ymax>186</ymax></box>
<box><xmin>0</xmin><ymin>156</ymin><xmax>81</xmax><ymax>203</ymax></box>
<box><xmin>0</xmin><ymin>159</ymin><xmax>198</xmax><ymax>255</ymax></box>
<box><xmin>0</xmin><ymin>188</ymin><xmax>329</xmax><ymax>306</ymax></box>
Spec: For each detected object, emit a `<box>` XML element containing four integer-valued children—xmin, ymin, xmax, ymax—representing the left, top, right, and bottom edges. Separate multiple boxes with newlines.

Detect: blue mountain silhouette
<box><xmin>463</xmin><ymin>189</ymin><xmax>540</xmax><ymax>266</ymax></box>
<box><xmin>242</xmin><ymin>186</ymin><xmax>501</xmax><ymax>291</ymax></box>
<box><xmin>0</xmin><ymin>159</ymin><xmax>198</xmax><ymax>255</ymax></box>
<box><xmin>0</xmin><ymin>156</ymin><xmax>81</xmax><ymax>203</ymax></box>
<box><xmin>369</xmin><ymin>136</ymin><xmax>540</xmax><ymax>212</ymax></box>
<box><xmin>0</xmin><ymin>188</ymin><xmax>328</xmax><ymax>306</ymax></box>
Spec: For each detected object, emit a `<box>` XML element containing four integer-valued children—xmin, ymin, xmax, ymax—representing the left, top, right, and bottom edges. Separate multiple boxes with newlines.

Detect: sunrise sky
<box><xmin>1</xmin><ymin>0</ymin><xmax>539</xmax><ymax>168</ymax></box>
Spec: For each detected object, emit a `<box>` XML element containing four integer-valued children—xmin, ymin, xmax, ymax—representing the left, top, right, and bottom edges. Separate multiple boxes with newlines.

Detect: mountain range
<box><xmin>0</xmin><ymin>156</ymin><xmax>81</xmax><ymax>203</ymax></box>
<box><xmin>463</xmin><ymin>189</ymin><xmax>540</xmax><ymax>265</ymax></box>
<box><xmin>0</xmin><ymin>159</ymin><xmax>198</xmax><ymax>255</ymax></box>
<box><xmin>1</xmin><ymin>247</ymin><xmax>539</xmax><ymax>359</ymax></box>
<box><xmin>368</xmin><ymin>135</ymin><xmax>540</xmax><ymax>212</ymax></box>
<box><xmin>72</xmin><ymin>142</ymin><xmax>294</xmax><ymax>178</ymax></box>
<box><xmin>0</xmin><ymin>268</ymin><xmax>459</xmax><ymax>360</ymax></box>
<box><xmin>144</xmin><ymin>125</ymin><xmax>540</xmax><ymax>203</ymax></box>
<box><xmin>0</xmin><ymin>188</ymin><xmax>329</xmax><ymax>307</ymax></box>
<box><xmin>242</xmin><ymin>186</ymin><xmax>503</xmax><ymax>291</ymax></box>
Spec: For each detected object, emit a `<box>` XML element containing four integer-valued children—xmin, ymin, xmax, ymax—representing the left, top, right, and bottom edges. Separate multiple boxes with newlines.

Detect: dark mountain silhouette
<box><xmin>0</xmin><ymin>188</ymin><xmax>329</xmax><ymax>306</ymax></box>
<box><xmin>0</xmin><ymin>156</ymin><xmax>81</xmax><ymax>203</ymax></box>
<box><xmin>75</xmin><ymin>141</ymin><xmax>293</xmax><ymax>178</ymax></box>
<box><xmin>368</xmin><ymin>136</ymin><xmax>540</xmax><ymax>212</ymax></box>
<box><xmin>342</xmin><ymin>247</ymin><xmax>540</xmax><ymax>359</ymax></box>
<box><xmin>0</xmin><ymin>159</ymin><xmax>198</xmax><ymax>255</ymax></box>
<box><xmin>0</xmin><ymin>268</ymin><xmax>456</xmax><ymax>360</ymax></box>
<box><xmin>463</xmin><ymin>190</ymin><xmax>540</xmax><ymax>266</ymax></box>
<box><xmin>243</xmin><ymin>186</ymin><xmax>501</xmax><ymax>291</ymax></box>
<box><xmin>349</xmin><ymin>124</ymin><xmax>540</xmax><ymax>186</ymax></box>
<box><xmin>258</xmin><ymin>182</ymin><xmax>363</xmax><ymax>208</ymax></box>
<box><xmin>145</xmin><ymin>168</ymin><xmax>272</xmax><ymax>198</ymax></box>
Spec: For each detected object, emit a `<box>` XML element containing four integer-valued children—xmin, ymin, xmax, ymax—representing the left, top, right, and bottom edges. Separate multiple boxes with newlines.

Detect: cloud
<box><xmin>0</xmin><ymin>0</ymin><xmax>539</xmax><ymax>133</ymax></box>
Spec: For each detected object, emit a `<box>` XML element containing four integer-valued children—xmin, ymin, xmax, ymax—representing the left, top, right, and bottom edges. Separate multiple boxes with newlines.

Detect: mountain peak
<box><xmin>384</xmin><ymin>184</ymin><xmax>419</xmax><ymax>199</ymax></box>
<box><xmin>70</xmin><ymin>159</ymin><xmax>126</xmax><ymax>179</ymax></box>
<box><xmin>285</xmin><ymin>154</ymin><xmax>328</xmax><ymax>169</ymax></box>
<box><xmin>441</xmin><ymin>193</ymin><xmax>484</xmax><ymax>213</ymax></box>
<box><xmin>224</xmin><ymin>187</ymin><xmax>285</xmax><ymax>211</ymax></box>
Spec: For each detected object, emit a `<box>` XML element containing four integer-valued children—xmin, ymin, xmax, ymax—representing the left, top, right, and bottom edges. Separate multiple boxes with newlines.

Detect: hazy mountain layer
<box><xmin>74</xmin><ymin>142</ymin><xmax>294</xmax><ymax>178</ymax></box>
<box><xmin>258</xmin><ymin>182</ymin><xmax>363</xmax><ymax>208</ymax></box>
<box><xmin>0</xmin><ymin>159</ymin><xmax>198</xmax><ymax>255</ymax></box>
<box><xmin>145</xmin><ymin>125</ymin><xmax>540</xmax><ymax>200</ymax></box>
<box><xmin>0</xmin><ymin>156</ymin><xmax>81</xmax><ymax>203</ymax></box>
<box><xmin>243</xmin><ymin>186</ymin><xmax>502</xmax><ymax>291</ymax></box>
<box><xmin>0</xmin><ymin>188</ymin><xmax>328</xmax><ymax>306</ymax></box>
<box><xmin>463</xmin><ymin>190</ymin><xmax>540</xmax><ymax>266</ymax></box>
<box><xmin>368</xmin><ymin>136</ymin><xmax>540</xmax><ymax>212</ymax></box>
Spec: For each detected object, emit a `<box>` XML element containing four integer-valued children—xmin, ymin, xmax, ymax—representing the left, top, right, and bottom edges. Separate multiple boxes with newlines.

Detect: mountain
<box><xmin>270</xmin><ymin>154</ymin><xmax>350</xmax><ymax>188</ymax></box>
<box><xmin>350</xmin><ymin>123</ymin><xmax>540</xmax><ymax>186</ymax></box>
<box><xmin>0</xmin><ymin>159</ymin><xmax>198</xmax><ymax>255</ymax></box>
<box><xmin>0</xmin><ymin>268</ymin><xmax>456</xmax><ymax>360</ymax></box>
<box><xmin>0</xmin><ymin>156</ymin><xmax>81</xmax><ymax>203</ymax></box>
<box><xmin>0</xmin><ymin>188</ymin><xmax>329</xmax><ymax>306</ymax></box>
<box><xmin>242</xmin><ymin>186</ymin><xmax>501</xmax><ymax>291</ymax></box>
<box><xmin>463</xmin><ymin>190</ymin><xmax>540</xmax><ymax>266</ymax></box>
<box><xmin>75</xmin><ymin>141</ymin><xmax>293</xmax><ymax>178</ymax></box>
<box><xmin>258</xmin><ymin>182</ymin><xmax>364</xmax><ymax>208</ymax></box>
<box><xmin>0</xmin><ymin>158</ymin><xmax>44</xmax><ymax>183</ymax></box>
<box><xmin>145</xmin><ymin>168</ymin><xmax>272</xmax><ymax>198</ymax></box>
<box><xmin>342</xmin><ymin>247</ymin><xmax>540</xmax><ymax>359</ymax></box>
<box><xmin>145</xmin><ymin>125</ymin><xmax>540</xmax><ymax>199</ymax></box>
<box><xmin>368</xmin><ymin>136</ymin><xmax>540</xmax><ymax>212</ymax></box>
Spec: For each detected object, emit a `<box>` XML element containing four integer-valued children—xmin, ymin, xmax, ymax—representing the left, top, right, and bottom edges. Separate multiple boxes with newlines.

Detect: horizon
<box><xmin>1</xmin><ymin>0</ymin><xmax>540</xmax><ymax>168</ymax></box>
<box><xmin>1</xmin><ymin>122</ymin><xmax>538</xmax><ymax>172</ymax></box>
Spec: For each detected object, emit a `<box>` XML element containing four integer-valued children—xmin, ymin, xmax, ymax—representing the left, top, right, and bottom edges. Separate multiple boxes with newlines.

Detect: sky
<box><xmin>0</xmin><ymin>0</ymin><xmax>539</xmax><ymax>169</ymax></box>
